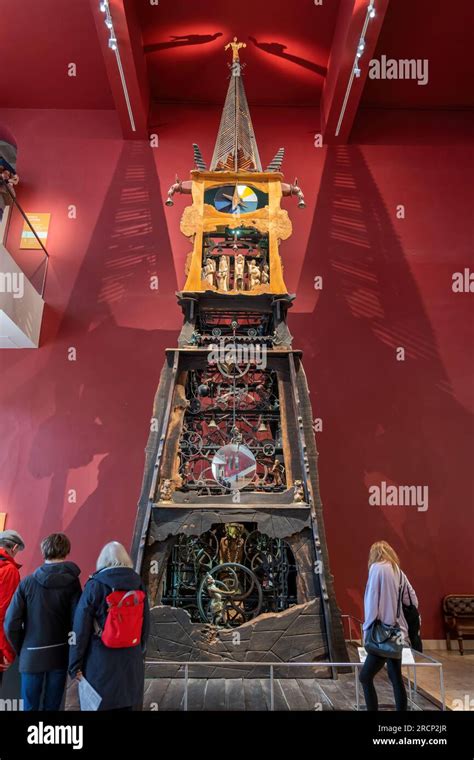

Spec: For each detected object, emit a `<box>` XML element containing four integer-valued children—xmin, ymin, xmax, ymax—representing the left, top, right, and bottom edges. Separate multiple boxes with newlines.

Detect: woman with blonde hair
<box><xmin>359</xmin><ymin>540</ymin><xmax>419</xmax><ymax>711</ymax></box>
<box><xmin>69</xmin><ymin>542</ymin><xmax>149</xmax><ymax>711</ymax></box>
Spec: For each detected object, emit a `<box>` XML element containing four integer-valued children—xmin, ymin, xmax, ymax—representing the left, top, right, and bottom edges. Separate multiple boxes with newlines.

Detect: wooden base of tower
<box><xmin>132</xmin><ymin>294</ymin><xmax>348</xmax><ymax>685</ymax></box>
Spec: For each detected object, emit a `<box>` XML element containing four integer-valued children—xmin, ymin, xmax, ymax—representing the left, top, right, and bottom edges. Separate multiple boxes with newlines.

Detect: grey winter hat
<box><xmin>0</xmin><ymin>530</ymin><xmax>25</xmax><ymax>550</ymax></box>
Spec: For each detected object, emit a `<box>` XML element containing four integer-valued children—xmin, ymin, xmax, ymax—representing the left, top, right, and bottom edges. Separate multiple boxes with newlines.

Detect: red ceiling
<box><xmin>135</xmin><ymin>0</ymin><xmax>341</xmax><ymax>106</ymax></box>
<box><xmin>0</xmin><ymin>0</ymin><xmax>472</xmax><ymax>115</ymax></box>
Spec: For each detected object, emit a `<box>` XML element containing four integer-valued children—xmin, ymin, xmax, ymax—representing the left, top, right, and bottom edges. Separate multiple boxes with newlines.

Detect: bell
<box><xmin>257</xmin><ymin>418</ymin><xmax>268</xmax><ymax>433</ymax></box>
<box><xmin>208</xmin><ymin>418</ymin><xmax>218</xmax><ymax>429</ymax></box>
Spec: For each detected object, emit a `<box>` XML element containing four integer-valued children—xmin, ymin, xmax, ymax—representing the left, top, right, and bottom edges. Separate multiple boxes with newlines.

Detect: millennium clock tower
<box><xmin>132</xmin><ymin>40</ymin><xmax>348</xmax><ymax>701</ymax></box>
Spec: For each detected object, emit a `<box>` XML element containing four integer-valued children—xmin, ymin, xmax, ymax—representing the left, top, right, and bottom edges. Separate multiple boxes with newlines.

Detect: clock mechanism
<box><xmin>205</xmin><ymin>184</ymin><xmax>267</xmax><ymax>215</ymax></box>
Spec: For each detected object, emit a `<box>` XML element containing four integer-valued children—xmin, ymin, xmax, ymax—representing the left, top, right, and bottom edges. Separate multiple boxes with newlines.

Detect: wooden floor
<box><xmin>143</xmin><ymin>671</ymin><xmax>439</xmax><ymax>711</ymax></box>
<box><xmin>64</xmin><ymin>643</ymin><xmax>453</xmax><ymax>711</ymax></box>
<box><xmin>141</xmin><ymin>643</ymin><xmax>442</xmax><ymax>711</ymax></box>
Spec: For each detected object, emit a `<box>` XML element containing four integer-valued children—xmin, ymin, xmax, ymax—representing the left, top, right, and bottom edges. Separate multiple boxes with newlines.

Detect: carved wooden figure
<box><xmin>203</xmin><ymin>257</ymin><xmax>216</xmax><ymax>287</ymax></box>
<box><xmin>247</xmin><ymin>259</ymin><xmax>261</xmax><ymax>290</ymax></box>
<box><xmin>217</xmin><ymin>255</ymin><xmax>229</xmax><ymax>291</ymax></box>
<box><xmin>234</xmin><ymin>253</ymin><xmax>245</xmax><ymax>290</ymax></box>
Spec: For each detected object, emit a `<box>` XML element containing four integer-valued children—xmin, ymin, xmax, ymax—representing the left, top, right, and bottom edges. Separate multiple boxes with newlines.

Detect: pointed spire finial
<box><xmin>210</xmin><ymin>37</ymin><xmax>262</xmax><ymax>172</ymax></box>
<box><xmin>224</xmin><ymin>37</ymin><xmax>246</xmax><ymax>63</ymax></box>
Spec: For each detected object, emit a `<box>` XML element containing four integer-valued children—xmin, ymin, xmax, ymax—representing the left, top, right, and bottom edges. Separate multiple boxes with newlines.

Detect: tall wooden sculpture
<box><xmin>132</xmin><ymin>41</ymin><xmax>348</xmax><ymax>692</ymax></box>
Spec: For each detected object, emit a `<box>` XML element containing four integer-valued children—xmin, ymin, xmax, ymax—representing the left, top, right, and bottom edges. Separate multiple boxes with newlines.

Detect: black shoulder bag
<box><xmin>401</xmin><ymin>572</ymin><xmax>423</xmax><ymax>652</ymax></box>
<box><xmin>364</xmin><ymin>576</ymin><xmax>403</xmax><ymax>659</ymax></box>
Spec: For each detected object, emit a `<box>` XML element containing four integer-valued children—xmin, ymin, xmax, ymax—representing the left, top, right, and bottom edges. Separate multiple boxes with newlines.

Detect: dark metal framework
<box><xmin>161</xmin><ymin>524</ymin><xmax>297</xmax><ymax>625</ymax></box>
<box><xmin>196</xmin><ymin>310</ymin><xmax>273</xmax><ymax>338</ymax></box>
<box><xmin>177</xmin><ymin>367</ymin><xmax>286</xmax><ymax>495</ymax></box>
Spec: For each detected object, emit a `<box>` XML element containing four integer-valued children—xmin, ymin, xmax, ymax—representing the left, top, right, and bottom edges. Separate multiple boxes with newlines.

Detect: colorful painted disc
<box><xmin>214</xmin><ymin>185</ymin><xmax>259</xmax><ymax>214</ymax></box>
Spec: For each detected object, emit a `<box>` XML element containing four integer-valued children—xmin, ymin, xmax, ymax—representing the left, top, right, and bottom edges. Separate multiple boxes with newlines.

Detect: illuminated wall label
<box><xmin>20</xmin><ymin>212</ymin><xmax>51</xmax><ymax>249</ymax></box>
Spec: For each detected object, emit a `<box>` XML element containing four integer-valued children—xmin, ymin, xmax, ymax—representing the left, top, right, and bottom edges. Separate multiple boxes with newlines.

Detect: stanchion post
<box><xmin>184</xmin><ymin>663</ymin><xmax>189</xmax><ymax>711</ymax></box>
<box><xmin>270</xmin><ymin>664</ymin><xmax>274</xmax><ymax>712</ymax></box>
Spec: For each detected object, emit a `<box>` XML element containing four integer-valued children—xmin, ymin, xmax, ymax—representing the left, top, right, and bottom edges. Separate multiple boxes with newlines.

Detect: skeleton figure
<box><xmin>247</xmin><ymin>259</ymin><xmax>261</xmax><ymax>290</ymax></box>
<box><xmin>217</xmin><ymin>255</ymin><xmax>229</xmax><ymax>291</ymax></box>
<box><xmin>234</xmin><ymin>253</ymin><xmax>245</xmax><ymax>290</ymax></box>
<box><xmin>204</xmin><ymin>574</ymin><xmax>236</xmax><ymax>626</ymax></box>
<box><xmin>203</xmin><ymin>257</ymin><xmax>216</xmax><ymax>287</ymax></box>
<box><xmin>261</xmin><ymin>263</ymin><xmax>270</xmax><ymax>285</ymax></box>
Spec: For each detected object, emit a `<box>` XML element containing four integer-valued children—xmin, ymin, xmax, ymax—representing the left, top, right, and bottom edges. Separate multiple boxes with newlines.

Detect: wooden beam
<box><xmin>90</xmin><ymin>0</ymin><xmax>150</xmax><ymax>139</ymax></box>
<box><xmin>321</xmin><ymin>0</ymin><xmax>390</xmax><ymax>144</ymax></box>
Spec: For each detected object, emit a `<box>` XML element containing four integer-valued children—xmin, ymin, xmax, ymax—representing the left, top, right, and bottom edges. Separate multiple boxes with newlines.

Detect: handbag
<box><xmin>364</xmin><ymin>576</ymin><xmax>404</xmax><ymax>659</ymax></box>
<box><xmin>401</xmin><ymin>573</ymin><xmax>423</xmax><ymax>652</ymax></box>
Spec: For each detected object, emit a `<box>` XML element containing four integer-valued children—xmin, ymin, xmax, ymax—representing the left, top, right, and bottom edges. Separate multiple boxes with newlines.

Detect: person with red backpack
<box><xmin>0</xmin><ymin>530</ymin><xmax>25</xmax><ymax>682</ymax></box>
<box><xmin>68</xmin><ymin>541</ymin><xmax>149</xmax><ymax>711</ymax></box>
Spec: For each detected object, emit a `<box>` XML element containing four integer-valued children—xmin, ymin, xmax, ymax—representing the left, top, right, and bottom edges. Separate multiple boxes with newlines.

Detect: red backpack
<box><xmin>97</xmin><ymin>589</ymin><xmax>145</xmax><ymax>648</ymax></box>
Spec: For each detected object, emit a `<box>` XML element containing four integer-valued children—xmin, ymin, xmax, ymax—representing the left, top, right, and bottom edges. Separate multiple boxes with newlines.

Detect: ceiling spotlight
<box><xmin>358</xmin><ymin>39</ymin><xmax>365</xmax><ymax>52</ymax></box>
<box><xmin>108</xmin><ymin>36</ymin><xmax>118</xmax><ymax>50</ymax></box>
<box><xmin>99</xmin><ymin>0</ymin><xmax>108</xmax><ymax>12</ymax></box>
<box><xmin>368</xmin><ymin>4</ymin><xmax>376</xmax><ymax>18</ymax></box>
<box><xmin>354</xmin><ymin>66</ymin><xmax>361</xmax><ymax>78</ymax></box>
<box><xmin>105</xmin><ymin>18</ymin><xmax>113</xmax><ymax>29</ymax></box>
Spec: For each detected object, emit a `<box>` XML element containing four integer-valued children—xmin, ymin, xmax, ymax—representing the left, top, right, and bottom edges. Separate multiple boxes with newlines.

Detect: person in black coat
<box><xmin>68</xmin><ymin>541</ymin><xmax>149</xmax><ymax>711</ymax></box>
<box><xmin>5</xmin><ymin>532</ymin><xmax>81</xmax><ymax>710</ymax></box>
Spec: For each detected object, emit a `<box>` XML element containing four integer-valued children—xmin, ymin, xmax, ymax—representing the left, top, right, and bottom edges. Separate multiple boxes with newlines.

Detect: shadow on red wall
<box><xmin>291</xmin><ymin>145</ymin><xmax>473</xmax><ymax>637</ymax></box>
<box><xmin>26</xmin><ymin>141</ymin><xmax>180</xmax><ymax>573</ymax></box>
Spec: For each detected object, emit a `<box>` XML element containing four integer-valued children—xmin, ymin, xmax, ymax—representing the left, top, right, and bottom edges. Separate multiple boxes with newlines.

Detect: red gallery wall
<box><xmin>0</xmin><ymin>104</ymin><xmax>472</xmax><ymax>640</ymax></box>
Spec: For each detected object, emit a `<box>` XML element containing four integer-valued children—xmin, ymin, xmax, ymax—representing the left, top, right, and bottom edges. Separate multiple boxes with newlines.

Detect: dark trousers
<box><xmin>359</xmin><ymin>653</ymin><xmax>407</xmax><ymax>711</ymax></box>
<box><xmin>21</xmin><ymin>670</ymin><xmax>67</xmax><ymax>711</ymax></box>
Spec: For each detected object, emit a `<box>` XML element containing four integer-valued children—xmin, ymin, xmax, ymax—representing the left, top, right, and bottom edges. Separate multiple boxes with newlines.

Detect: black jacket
<box><xmin>68</xmin><ymin>567</ymin><xmax>150</xmax><ymax>711</ymax></box>
<box><xmin>4</xmin><ymin>561</ymin><xmax>81</xmax><ymax>673</ymax></box>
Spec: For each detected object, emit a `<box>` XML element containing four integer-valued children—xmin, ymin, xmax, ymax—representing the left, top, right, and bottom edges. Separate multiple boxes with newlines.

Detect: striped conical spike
<box><xmin>192</xmin><ymin>144</ymin><xmax>207</xmax><ymax>171</ymax></box>
<box><xmin>265</xmin><ymin>148</ymin><xmax>285</xmax><ymax>172</ymax></box>
<box><xmin>210</xmin><ymin>61</ymin><xmax>262</xmax><ymax>172</ymax></box>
